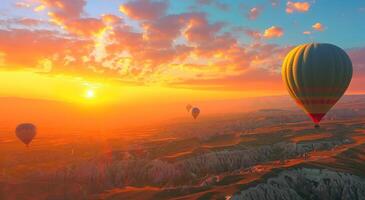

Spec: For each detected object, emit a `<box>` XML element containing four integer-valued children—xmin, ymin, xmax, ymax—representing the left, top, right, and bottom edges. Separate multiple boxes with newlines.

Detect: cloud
<box><xmin>3</xmin><ymin>0</ymin><xmax>291</xmax><ymax>87</ymax></box>
<box><xmin>0</xmin><ymin>29</ymin><xmax>92</xmax><ymax>73</ymax></box>
<box><xmin>247</xmin><ymin>7</ymin><xmax>263</xmax><ymax>20</ymax></box>
<box><xmin>348</xmin><ymin>48</ymin><xmax>365</xmax><ymax>74</ymax></box>
<box><xmin>170</xmin><ymin>43</ymin><xmax>292</xmax><ymax>91</ymax></box>
<box><xmin>41</xmin><ymin>0</ymin><xmax>86</xmax><ymax>18</ymax></box>
<box><xmin>263</xmin><ymin>26</ymin><xmax>284</xmax><ymax>38</ymax></box>
<box><xmin>1</xmin><ymin>0</ymin><xmax>303</xmax><ymax>89</ymax></box>
<box><xmin>286</xmin><ymin>1</ymin><xmax>310</xmax><ymax>13</ymax></box>
<box><xmin>312</xmin><ymin>22</ymin><xmax>324</xmax><ymax>31</ymax></box>
<box><xmin>106</xmin><ymin>12</ymin><xmax>236</xmax><ymax>78</ymax></box>
<box><xmin>270</xmin><ymin>0</ymin><xmax>280</xmax><ymax>7</ymax></box>
<box><xmin>34</xmin><ymin>4</ymin><xmax>46</xmax><ymax>12</ymax></box>
<box><xmin>101</xmin><ymin>14</ymin><xmax>122</xmax><ymax>25</ymax></box>
<box><xmin>119</xmin><ymin>0</ymin><xmax>168</xmax><ymax>20</ymax></box>
<box><xmin>141</xmin><ymin>14</ymin><xmax>186</xmax><ymax>48</ymax></box>
<box><xmin>242</xmin><ymin>28</ymin><xmax>262</xmax><ymax>40</ymax></box>
<box><xmin>303</xmin><ymin>31</ymin><xmax>311</xmax><ymax>35</ymax></box>
<box><xmin>347</xmin><ymin>47</ymin><xmax>365</xmax><ymax>93</ymax></box>
<box><xmin>195</xmin><ymin>0</ymin><xmax>229</xmax><ymax>11</ymax></box>
<box><xmin>183</xmin><ymin>14</ymin><xmax>224</xmax><ymax>44</ymax></box>
<box><xmin>39</xmin><ymin>0</ymin><xmax>106</xmax><ymax>37</ymax></box>
<box><xmin>15</xmin><ymin>2</ymin><xmax>31</xmax><ymax>8</ymax></box>
<box><xmin>57</xmin><ymin>17</ymin><xmax>105</xmax><ymax>36</ymax></box>
<box><xmin>17</xmin><ymin>18</ymin><xmax>42</xmax><ymax>26</ymax></box>
<box><xmin>0</xmin><ymin>18</ymin><xmax>43</xmax><ymax>27</ymax></box>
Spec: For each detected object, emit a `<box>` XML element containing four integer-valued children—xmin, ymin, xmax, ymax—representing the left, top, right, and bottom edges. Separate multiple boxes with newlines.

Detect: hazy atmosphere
<box><xmin>1</xmin><ymin>0</ymin><xmax>365</xmax><ymax>200</ymax></box>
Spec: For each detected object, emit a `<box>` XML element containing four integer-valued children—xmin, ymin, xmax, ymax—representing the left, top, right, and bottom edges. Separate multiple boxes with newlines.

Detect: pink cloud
<box><xmin>41</xmin><ymin>0</ymin><xmax>85</xmax><ymax>18</ymax></box>
<box><xmin>243</xmin><ymin>29</ymin><xmax>262</xmax><ymax>40</ymax></box>
<box><xmin>183</xmin><ymin>14</ymin><xmax>224</xmax><ymax>44</ymax></box>
<box><xmin>119</xmin><ymin>0</ymin><xmax>168</xmax><ymax>20</ymax></box>
<box><xmin>270</xmin><ymin>0</ymin><xmax>280</xmax><ymax>7</ymax></box>
<box><xmin>2</xmin><ymin>5</ymin><xmax>292</xmax><ymax>86</ymax></box>
<box><xmin>347</xmin><ymin>47</ymin><xmax>365</xmax><ymax>93</ymax></box>
<box><xmin>0</xmin><ymin>29</ymin><xmax>93</xmax><ymax>73</ymax></box>
<box><xmin>170</xmin><ymin>44</ymin><xmax>292</xmax><ymax>91</ymax></box>
<box><xmin>39</xmin><ymin>0</ymin><xmax>106</xmax><ymax>36</ymax></box>
<box><xmin>3</xmin><ymin>0</ymin><xmax>328</xmax><ymax>89</ymax></box>
<box><xmin>141</xmin><ymin>15</ymin><xmax>186</xmax><ymax>48</ymax></box>
<box><xmin>0</xmin><ymin>18</ymin><xmax>43</xmax><ymax>27</ymax></box>
<box><xmin>107</xmin><ymin>12</ymin><xmax>233</xmax><ymax>74</ymax></box>
<box><xmin>170</xmin><ymin>68</ymin><xmax>283</xmax><ymax>91</ymax></box>
<box><xmin>101</xmin><ymin>14</ymin><xmax>122</xmax><ymax>25</ymax></box>
<box><xmin>19</xmin><ymin>18</ymin><xmax>41</xmax><ymax>26</ymax></box>
<box><xmin>263</xmin><ymin>26</ymin><xmax>284</xmax><ymax>38</ymax></box>
<box><xmin>286</xmin><ymin>1</ymin><xmax>310</xmax><ymax>13</ymax></box>
<box><xmin>247</xmin><ymin>7</ymin><xmax>263</xmax><ymax>20</ymax></box>
<box><xmin>15</xmin><ymin>2</ymin><xmax>31</xmax><ymax>8</ymax></box>
<box><xmin>62</xmin><ymin>18</ymin><xmax>104</xmax><ymax>36</ymax></box>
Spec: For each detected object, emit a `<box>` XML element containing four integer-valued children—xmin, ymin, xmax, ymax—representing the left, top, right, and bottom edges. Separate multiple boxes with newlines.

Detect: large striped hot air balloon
<box><xmin>282</xmin><ymin>43</ymin><xmax>352</xmax><ymax>128</ymax></box>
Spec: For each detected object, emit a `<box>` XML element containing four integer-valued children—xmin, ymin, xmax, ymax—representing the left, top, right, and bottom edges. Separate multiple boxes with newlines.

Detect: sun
<box><xmin>85</xmin><ymin>89</ymin><xmax>95</xmax><ymax>99</ymax></box>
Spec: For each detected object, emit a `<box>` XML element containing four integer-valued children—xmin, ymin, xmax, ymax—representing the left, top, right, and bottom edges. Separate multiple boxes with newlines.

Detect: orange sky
<box><xmin>1</xmin><ymin>0</ymin><xmax>365</xmax><ymax>129</ymax></box>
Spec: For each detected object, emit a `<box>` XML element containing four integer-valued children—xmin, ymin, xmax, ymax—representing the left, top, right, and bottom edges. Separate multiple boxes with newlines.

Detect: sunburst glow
<box><xmin>85</xmin><ymin>89</ymin><xmax>95</xmax><ymax>99</ymax></box>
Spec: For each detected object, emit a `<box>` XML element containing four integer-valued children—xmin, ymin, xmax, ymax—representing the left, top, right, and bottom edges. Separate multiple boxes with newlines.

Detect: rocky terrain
<box><xmin>46</xmin><ymin>137</ymin><xmax>351</xmax><ymax>188</ymax></box>
<box><xmin>233</xmin><ymin>168</ymin><xmax>365</xmax><ymax>200</ymax></box>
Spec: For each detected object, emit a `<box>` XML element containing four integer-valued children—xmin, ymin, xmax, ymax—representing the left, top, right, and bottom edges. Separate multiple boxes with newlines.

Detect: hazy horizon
<box><xmin>1</xmin><ymin>0</ymin><xmax>365</xmax><ymax>199</ymax></box>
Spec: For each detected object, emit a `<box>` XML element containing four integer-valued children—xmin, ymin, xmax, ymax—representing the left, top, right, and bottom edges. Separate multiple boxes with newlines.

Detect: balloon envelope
<box><xmin>15</xmin><ymin>123</ymin><xmax>37</xmax><ymax>146</ymax></box>
<box><xmin>186</xmin><ymin>104</ymin><xmax>192</xmax><ymax>112</ymax></box>
<box><xmin>191</xmin><ymin>107</ymin><xmax>200</xmax><ymax>119</ymax></box>
<box><xmin>282</xmin><ymin>43</ymin><xmax>352</xmax><ymax>126</ymax></box>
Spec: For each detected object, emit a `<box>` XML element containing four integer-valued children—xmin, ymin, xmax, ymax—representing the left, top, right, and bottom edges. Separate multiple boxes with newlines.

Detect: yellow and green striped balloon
<box><xmin>282</xmin><ymin>43</ymin><xmax>352</xmax><ymax>127</ymax></box>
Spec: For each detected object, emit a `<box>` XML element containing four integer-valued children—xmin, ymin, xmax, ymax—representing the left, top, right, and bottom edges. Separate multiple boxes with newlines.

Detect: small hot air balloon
<box><xmin>282</xmin><ymin>43</ymin><xmax>352</xmax><ymax>128</ymax></box>
<box><xmin>15</xmin><ymin>123</ymin><xmax>37</xmax><ymax>146</ymax></box>
<box><xmin>191</xmin><ymin>107</ymin><xmax>200</xmax><ymax>119</ymax></box>
<box><xmin>186</xmin><ymin>104</ymin><xmax>192</xmax><ymax>112</ymax></box>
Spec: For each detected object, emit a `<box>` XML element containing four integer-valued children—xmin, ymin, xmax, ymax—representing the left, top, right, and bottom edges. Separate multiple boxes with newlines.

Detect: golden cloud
<box><xmin>312</xmin><ymin>22</ymin><xmax>324</xmax><ymax>31</ymax></box>
<box><xmin>263</xmin><ymin>26</ymin><xmax>284</xmax><ymax>38</ymax></box>
<box><xmin>286</xmin><ymin>1</ymin><xmax>310</xmax><ymax>13</ymax></box>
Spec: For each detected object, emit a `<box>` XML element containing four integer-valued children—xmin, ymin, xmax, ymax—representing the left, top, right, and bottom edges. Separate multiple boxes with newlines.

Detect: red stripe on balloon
<box><xmin>309</xmin><ymin>113</ymin><xmax>325</xmax><ymax>124</ymax></box>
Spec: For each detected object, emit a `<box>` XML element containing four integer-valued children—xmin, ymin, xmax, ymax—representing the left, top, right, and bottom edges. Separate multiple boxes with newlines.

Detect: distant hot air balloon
<box><xmin>282</xmin><ymin>43</ymin><xmax>352</xmax><ymax>128</ymax></box>
<box><xmin>191</xmin><ymin>107</ymin><xmax>200</xmax><ymax>119</ymax></box>
<box><xmin>15</xmin><ymin>123</ymin><xmax>37</xmax><ymax>146</ymax></box>
<box><xmin>186</xmin><ymin>104</ymin><xmax>192</xmax><ymax>112</ymax></box>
